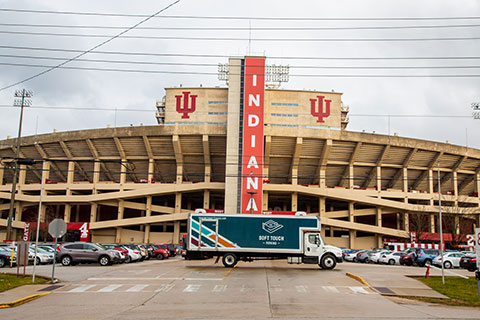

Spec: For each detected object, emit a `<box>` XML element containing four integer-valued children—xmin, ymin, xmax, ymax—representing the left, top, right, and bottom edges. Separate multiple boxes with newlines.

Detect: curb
<box><xmin>0</xmin><ymin>292</ymin><xmax>51</xmax><ymax>308</ymax></box>
<box><xmin>346</xmin><ymin>272</ymin><xmax>371</xmax><ymax>287</ymax></box>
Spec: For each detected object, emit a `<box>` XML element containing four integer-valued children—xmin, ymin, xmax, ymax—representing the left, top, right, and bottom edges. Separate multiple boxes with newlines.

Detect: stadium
<box><xmin>1</xmin><ymin>56</ymin><xmax>479</xmax><ymax>249</ymax></box>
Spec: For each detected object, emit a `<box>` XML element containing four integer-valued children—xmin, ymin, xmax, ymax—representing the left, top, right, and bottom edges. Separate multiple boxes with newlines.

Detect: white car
<box><xmin>30</xmin><ymin>246</ymin><xmax>54</xmax><ymax>264</ymax></box>
<box><xmin>368</xmin><ymin>250</ymin><xmax>391</xmax><ymax>263</ymax></box>
<box><xmin>123</xmin><ymin>246</ymin><xmax>142</xmax><ymax>263</ymax></box>
<box><xmin>379</xmin><ymin>251</ymin><xmax>403</xmax><ymax>265</ymax></box>
<box><xmin>432</xmin><ymin>252</ymin><xmax>465</xmax><ymax>269</ymax></box>
<box><xmin>344</xmin><ymin>250</ymin><xmax>364</xmax><ymax>262</ymax></box>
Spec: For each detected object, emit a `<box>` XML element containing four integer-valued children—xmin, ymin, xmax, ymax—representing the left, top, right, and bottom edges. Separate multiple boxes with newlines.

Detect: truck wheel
<box><xmin>222</xmin><ymin>253</ymin><xmax>238</xmax><ymax>268</ymax></box>
<box><xmin>320</xmin><ymin>254</ymin><xmax>336</xmax><ymax>270</ymax></box>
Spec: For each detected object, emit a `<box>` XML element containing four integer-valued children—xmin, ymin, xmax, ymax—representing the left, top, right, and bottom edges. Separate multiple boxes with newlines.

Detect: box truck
<box><xmin>185</xmin><ymin>213</ymin><xmax>343</xmax><ymax>270</ymax></box>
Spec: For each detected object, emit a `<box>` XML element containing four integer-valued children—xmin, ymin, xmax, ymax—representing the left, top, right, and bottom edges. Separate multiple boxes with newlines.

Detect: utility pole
<box><xmin>6</xmin><ymin>89</ymin><xmax>33</xmax><ymax>241</ymax></box>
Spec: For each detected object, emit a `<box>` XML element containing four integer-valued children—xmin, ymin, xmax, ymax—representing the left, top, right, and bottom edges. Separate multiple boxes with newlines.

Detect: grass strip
<box><xmin>412</xmin><ymin>276</ymin><xmax>480</xmax><ymax>307</ymax></box>
<box><xmin>0</xmin><ymin>274</ymin><xmax>49</xmax><ymax>293</ymax></box>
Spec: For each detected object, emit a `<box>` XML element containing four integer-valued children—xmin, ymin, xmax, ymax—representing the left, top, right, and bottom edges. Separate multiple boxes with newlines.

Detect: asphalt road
<box><xmin>1</xmin><ymin>258</ymin><xmax>479</xmax><ymax>319</ymax></box>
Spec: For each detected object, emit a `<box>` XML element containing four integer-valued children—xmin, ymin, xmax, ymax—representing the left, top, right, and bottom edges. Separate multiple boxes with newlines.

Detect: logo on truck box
<box><xmin>262</xmin><ymin>220</ymin><xmax>284</xmax><ymax>234</ymax></box>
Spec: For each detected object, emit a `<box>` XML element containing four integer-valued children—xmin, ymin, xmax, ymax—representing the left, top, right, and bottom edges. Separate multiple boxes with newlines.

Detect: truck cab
<box><xmin>302</xmin><ymin>232</ymin><xmax>342</xmax><ymax>269</ymax></box>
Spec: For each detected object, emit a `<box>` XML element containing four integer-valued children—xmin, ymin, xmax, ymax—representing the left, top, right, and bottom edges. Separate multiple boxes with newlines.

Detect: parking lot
<box><xmin>1</xmin><ymin>257</ymin><xmax>479</xmax><ymax>319</ymax></box>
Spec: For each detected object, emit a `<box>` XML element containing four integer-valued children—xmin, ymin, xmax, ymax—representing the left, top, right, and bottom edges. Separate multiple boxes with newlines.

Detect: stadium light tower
<box><xmin>6</xmin><ymin>89</ymin><xmax>33</xmax><ymax>240</ymax></box>
<box><xmin>472</xmin><ymin>102</ymin><xmax>480</xmax><ymax>119</ymax></box>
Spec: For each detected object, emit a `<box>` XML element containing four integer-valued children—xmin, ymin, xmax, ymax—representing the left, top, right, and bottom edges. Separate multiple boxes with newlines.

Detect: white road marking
<box><xmin>98</xmin><ymin>285</ymin><xmax>123</xmax><ymax>292</ymax></box>
<box><xmin>183</xmin><ymin>284</ymin><xmax>201</xmax><ymax>292</ymax></box>
<box><xmin>295</xmin><ymin>285</ymin><xmax>307</xmax><ymax>293</ymax></box>
<box><xmin>155</xmin><ymin>284</ymin><xmax>175</xmax><ymax>292</ymax></box>
<box><xmin>270</xmin><ymin>285</ymin><xmax>282</xmax><ymax>292</ymax></box>
<box><xmin>69</xmin><ymin>285</ymin><xmax>96</xmax><ymax>293</ymax></box>
<box><xmin>349</xmin><ymin>286</ymin><xmax>369</xmax><ymax>294</ymax></box>
<box><xmin>322</xmin><ymin>286</ymin><xmax>340</xmax><ymax>293</ymax></box>
<box><xmin>240</xmin><ymin>285</ymin><xmax>253</xmax><ymax>292</ymax></box>
<box><xmin>212</xmin><ymin>285</ymin><xmax>227</xmax><ymax>292</ymax></box>
<box><xmin>127</xmin><ymin>284</ymin><xmax>149</xmax><ymax>292</ymax></box>
<box><xmin>88</xmin><ymin>277</ymin><xmax>222</xmax><ymax>281</ymax></box>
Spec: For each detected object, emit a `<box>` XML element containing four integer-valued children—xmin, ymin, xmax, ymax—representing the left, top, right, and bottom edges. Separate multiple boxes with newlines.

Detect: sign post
<box><xmin>475</xmin><ymin>228</ymin><xmax>480</xmax><ymax>299</ymax></box>
<box><xmin>48</xmin><ymin>219</ymin><xmax>67</xmax><ymax>283</ymax></box>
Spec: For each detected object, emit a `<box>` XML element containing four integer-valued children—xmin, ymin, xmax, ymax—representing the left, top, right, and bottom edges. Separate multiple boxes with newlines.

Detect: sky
<box><xmin>0</xmin><ymin>0</ymin><xmax>479</xmax><ymax>148</ymax></box>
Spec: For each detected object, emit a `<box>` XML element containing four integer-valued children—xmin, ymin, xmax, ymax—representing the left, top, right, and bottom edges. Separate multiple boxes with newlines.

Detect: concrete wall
<box><xmin>354</xmin><ymin>236</ymin><xmax>377</xmax><ymax>250</ymax></box>
<box><xmin>324</xmin><ymin>237</ymin><xmax>349</xmax><ymax>248</ymax></box>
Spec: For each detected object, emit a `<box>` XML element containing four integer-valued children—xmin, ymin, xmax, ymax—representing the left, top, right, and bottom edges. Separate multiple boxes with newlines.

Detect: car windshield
<box><xmin>95</xmin><ymin>243</ymin><xmax>107</xmax><ymax>250</ymax></box>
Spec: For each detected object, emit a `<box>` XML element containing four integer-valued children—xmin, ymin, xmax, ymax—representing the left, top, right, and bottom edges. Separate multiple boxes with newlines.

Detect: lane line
<box><xmin>127</xmin><ymin>284</ymin><xmax>149</xmax><ymax>292</ymax></box>
<box><xmin>322</xmin><ymin>286</ymin><xmax>340</xmax><ymax>293</ymax></box>
<box><xmin>212</xmin><ymin>285</ymin><xmax>227</xmax><ymax>292</ymax></box>
<box><xmin>183</xmin><ymin>284</ymin><xmax>201</xmax><ymax>292</ymax></box>
<box><xmin>97</xmin><ymin>285</ymin><xmax>123</xmax><ymax>292</ymax></box>
<box><xmin>68</xmin><ymin>285</ymin><xmax>96</xmax><ymax>293</ymax></box>
<box><xmin>88</xmin><ymin>277</ymin><xmax>222</xmax><ymax>281</ymax></box>
<box><xmin>349</xmin><ymin>286</ymin><xmax>369</xmax><ymax>294</ymax></box>
<box><xmin>221</xmin><ymin>264</ymin><xmax>238</xmax><ymax>281</ymax></box>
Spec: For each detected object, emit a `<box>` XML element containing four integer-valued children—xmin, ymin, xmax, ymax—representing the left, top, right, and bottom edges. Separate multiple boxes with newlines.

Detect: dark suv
<box><xmin>57</xmin><ymin>242</ymin><xmax>119</xmax><ymax>266</ymax></box>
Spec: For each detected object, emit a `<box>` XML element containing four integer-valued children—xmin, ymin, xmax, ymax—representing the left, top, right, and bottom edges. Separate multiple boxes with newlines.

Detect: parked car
<box><xmin>379</xmin><ymin>251</ymin><xmax>403</xmax><ymax>265</ymax></box>
<box><xmin>57</xmin><ymin>242</ymin><xmax>119</xmax><ymax>266</ymax></box>
<box><xmin>400</xmin><ymin>252</ymin><xmax>415</xmax><ymax>266</ymax></box>
<box><xmin>123</xmin><ymin>244</ymin><xmax>147</xmax><ymax>261</ymax></box>
<box><xmin>368</xmin><ymin>250</ymin><xmax>391</xmax><ymax>264</ymax></box>
<box><xmin>121</xmin><ymin>245</ymin><xmax>142</xmax><ymax>262</ymax></box>
<box><xmin>0</xmin><ymin>247</ymin><xmax>16</xmax><ymax>267</ymax></box>
<box><xmin>151</xmin><ymin>244</ymin><xmax>170</xmax><ymax>260</ymax></box>
<box><xmin>30</xmin><ymin>246</ymin><xmax>54</xmax><ymax>264</ymax></box>
<box><xmin>459</xmin><ymin>254</ymin><xmax>477</xmax><ymax>272</ymax></box>
<box><xmin>356</xmin><ymin>250</ymin><xmax>374</xmax><ymax>263</ymax></box>
<box><xmin>343</xmin><ymin>250</ymin><xmax>361</xmax><ymax>262</ymax></box>
<box><xmin>414</xmin><ymin>249</ymin><xmax>440</xmax><ymax>267</ymax></box>
<box><xmin>432</xmin><ymin>252</ymin><xmax>465</xmax><ymax>269</ymax></box>
<box><xmin>103</xmin><ymin>244</ymin><xmax>131</xmax><ymax>263</ymax></box>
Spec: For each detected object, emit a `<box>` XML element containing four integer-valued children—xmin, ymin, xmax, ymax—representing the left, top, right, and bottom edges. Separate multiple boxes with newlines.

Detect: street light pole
<box><xmin>438</xmin><ymin>161</ymin><xmax>445</xmax><ymax>285</ymax></box>
<box><xmin>6</xmin><ymin>89</ymin><xmax>33</xmax><ymax>241</ymax></box>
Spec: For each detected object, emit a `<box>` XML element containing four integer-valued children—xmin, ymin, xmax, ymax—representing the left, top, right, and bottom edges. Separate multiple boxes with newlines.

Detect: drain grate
<box><xmin>373</xmin><ymin>286</ymin><xmax>395</xmax><ymax>295</ymax></box>
<box><xmin>38</xmin><ymin>285</ymin><xmax>63</xmax><ymax>292</ymax></box>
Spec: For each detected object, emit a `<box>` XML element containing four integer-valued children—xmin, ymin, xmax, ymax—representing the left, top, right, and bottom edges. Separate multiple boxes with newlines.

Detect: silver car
<box><xmin>57</xmin><ymin>242</ymin><xmax>118</xmax><ymax>266</ymax></box>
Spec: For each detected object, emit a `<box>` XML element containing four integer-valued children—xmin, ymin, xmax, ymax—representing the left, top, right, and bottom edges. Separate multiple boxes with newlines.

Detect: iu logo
<box><xmin>176</xmin><ymin>92</ymin><xmax>197</xmax><ymax>119</ymax></box>
<box><xmin>310</xmin><ymin>96</ymin><xmax>331</xmax><ymax>123</ymax></box>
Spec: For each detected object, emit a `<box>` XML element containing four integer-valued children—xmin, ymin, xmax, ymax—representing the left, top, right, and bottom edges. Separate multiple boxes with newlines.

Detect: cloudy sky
<box><xmin>0</xmin><ymin>0</ymin><xmax>479</xmax><ymax>148</ymax></box>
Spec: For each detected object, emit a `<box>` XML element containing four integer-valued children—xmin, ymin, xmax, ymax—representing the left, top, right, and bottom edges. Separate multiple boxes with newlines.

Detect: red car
<box><xmin>151</xmin><ymin>245</ymin><xmax>170</xmax><ymax>260</ymax></box>
<box><xmin>399</xmin><ymin>252</ymin><xmax>415</xmax><ymax>266</ymax></box>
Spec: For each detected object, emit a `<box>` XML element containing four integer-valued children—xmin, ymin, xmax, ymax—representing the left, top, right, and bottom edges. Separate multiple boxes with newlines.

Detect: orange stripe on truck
<box><xmin>209</xmin><ymin>234</ymin><xmax>235</xmax><ymax>248</ymax></box>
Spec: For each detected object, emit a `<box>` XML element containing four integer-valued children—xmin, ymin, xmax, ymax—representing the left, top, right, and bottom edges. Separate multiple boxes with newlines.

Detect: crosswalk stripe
<box><xmin>98</xmin><ymin>285</ymin><xmax>122</xmax><ymax>292</ymax></box>
<box><xmin>295</xmin><ymin>285</ymin><xmax>307</xmax><ymax>293</ymax></box>
<box><xmin>183</xmin><ymin>284</ymin><xmax>201</xmax><ymax>292</ymax></box>
<box><xmin>127</xmin><ymin>284</ymin><xmax>149</xmax><ymax>292</ymax></box>
<box><xmin>69</xmin><ymin>285</ymin><xmax>96</xmax><ymax>293</ymax></box>
<box><xmin>155</xmin><ymin>284</ymin><xmax>175</xmax><ymax>292</ymax></box>
<box><xmin>212</xmin><ymin>285</ymin><xmax>227</xmax><ymax>292</ymax></box>
<box><xmin>322</xmin><ymin>286</ymin><xmax>340</xmax><ymax>293</ymax></box>
<box><xmin>349</xmin><ymin>286</ymin><xmax>369</xmax><ymax>294</ymax></box>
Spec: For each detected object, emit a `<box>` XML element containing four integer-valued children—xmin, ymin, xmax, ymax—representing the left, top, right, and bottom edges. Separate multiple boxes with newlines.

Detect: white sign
<box><xmin>475</xmin><ymin>228</ymin><xmax>480</xmax><ymax>269</ymax></box>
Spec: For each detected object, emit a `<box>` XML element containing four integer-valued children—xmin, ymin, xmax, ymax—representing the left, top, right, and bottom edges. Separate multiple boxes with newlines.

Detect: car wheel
<box><xmin>0</xmin><ymin>257</ymin><xmax>6</xmax><ymax>268</ymax></box>
<box><xmin>364</xmin><ymin>258</ymin><xmax>369</xmax><ymax>264</ymax></box>
<box><xmin>388</xmin><ymin>259</ymin><xmax>395</xmax><ymax>265</ymax></box>
<box><xmin>444</xmin><ymin>261</ymin><xmax>452</xmax><ymax>269</ymax></box>
<box><xmin>61</xmin><ymin>255</ymin><xmax>72</xmax><ymax>266</ymax></box>
<box><xmin>99</xmin><ymin>255</ymin><xmax>110</xmax><ymax>266</ymax></box>
<box><xmin>125</xmin><ymin>255</ymin><xmax>131</xmax><ymax>263</ymax></box>
<box><xmin>320</xmin><ymin>254</ymin><xmax>337</xmax><ymax>270</ymax></box>
<box><xmin>35</xmin><ymin>257</ymin><xmax>41</xmax><ymax>265</ymax></box>
<box><xmin>353</xmin><ymin>257</ymin><xmax>356</xmax><ymax>262</ymax></box>
<box><xmin>468</xmin><ymin>267</ymin><xmax>476</xmax><ymax>272</ymax></box>
<box><xmin>156</xmin><ymin>254</ymin><xmax>164</xmax><ymax>260</ymax></box>
<box><xmin>222</xmin><ymin>253</ymin><xmax>238</xmax><ymax>268</ymax></box>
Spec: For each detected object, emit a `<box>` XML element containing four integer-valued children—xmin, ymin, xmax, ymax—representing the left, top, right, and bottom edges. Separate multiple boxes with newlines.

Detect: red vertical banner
<box><xmin>241</xmin><ymin>57</ymin><xmax>265</xmax><ymax>214</ymax></box>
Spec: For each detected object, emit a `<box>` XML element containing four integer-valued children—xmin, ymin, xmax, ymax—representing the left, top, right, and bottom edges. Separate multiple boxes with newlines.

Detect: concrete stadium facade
<box><xmin>1</xmin><ymin>56</ymin><xmax>479</xmax><ymax>248</ymax></box>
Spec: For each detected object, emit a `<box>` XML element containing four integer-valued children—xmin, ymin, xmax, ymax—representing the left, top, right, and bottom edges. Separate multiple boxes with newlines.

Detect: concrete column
<box><xmin>263</xmin><ymin>191</ymin><xmax>268</xmax><ymax>211</ymax></box>
<box><xmin>204</xmin><ymin>165</ymin><xmax>211</xmax><ymax>183</ymax></box>
<box><xmin>14</xmin><ymin>202</ymin><xmax>23</xmax><ymax>222</ymax></box>
<box><xmin>403</xmin><ymin>167</ymin><xmax>408</xmax><ymax>192</ymax></box>
<box><xmin>175</xmin><ymin>193</ymin><xmax>182</xmax><ymax>213</ymax></box>
<box><xmin>291</xmin><ymin>192</ymin><xmax>298</xmax><ymax>211</ymax></box>
<box><xmin>173</xmin><ymin>221</ymin><xmax>180</xmax><ymax>243</ymax></box>
<box><xmin>115</xmin><ymin>227</ymin><xmax>122</xmax><ymax>243</ymax></box>
<box><xmin>118</xmin><ymin>200</ymin><xmax>124</xmax><ymax>220</ymax></box>
<box><xmin>348</xmin><ymin>165</ymin><xmax>354</xmax><ymax>189</ymax></box>
<box><xmin>319</xmin><ymin>197</ymin><xmax>326</xmax><ymax>218</ymax></box>
<box><xmin>64</xmin><ymin>204</ymin><xmax>71</xmax><ymax>223</ymax></box>
<box><xmin>376</xmin><ymin>207</ymin><xmax>383</xmax><ymax>248</ymax></box>
<box><xmin>475</xmin><ymin>173</ymin><xmax>480</xmax><ymax>198</ymax></box>
<box><xmin>404</xmin><ymin>212</ymin><xmax>410</xmax><ymax>231</ymax></box>
<box><xmin>146</xmin><ymin>196</ymin><xmax>152</xmax><ymax>217</ymax></box>
<box><xmin>396</xmin><ymin>213</ymin><xmax>401</xmax><ymax>229</ymax></box>
<box><xmin>376</xmin><ymin>166</ymin><xmax>381</xmax><ymax>192</ymax></box>
<box><xmin>428</xmin><ymin>169</ymin><xmax>434</xmax><ymax>193</ymax></box>
<box><xmin>176</xmin><ymin>165</ymin><xmax>183</xmax><ymax>184</ymax></box>
<box><xmin>292</xmin><ymin>167</ymin><xmax>298</xmax><ymax>186</ymax></box>
<box><xmin>455</xmin><ymin>215</ymin><xmax>460</xmax><ymax>234</ymax></box>
<box><xmin>430</xmin><ymin>214</ymin><xmax>436</xmax><ymax>233</ymax></box>
<box><xmin>453</xmin><ymin>171</ymin><xmax>458</xmax><ymax>196</ymax></box>
<box><xmin>75</xmin><ymin>205</ymin><xmax>80</xmax><ymax>222</ymax></box>
<box><xmin>349</xmin><ymin>230</ymin><xmax>355</xmax><ymax>249</ymax></box>
<box><xmin>67</xmin><ymin>161</ymin><xmax>75</xmax><ymax>184</ymax></box>
<box><xmin>203</xmin><ymin>190</ymin><xmax>210</xmax><ymax>209</ymax></box>
<box><xmin>148</xmin><ymin>159</ymin><xmax>154</xmax><ymax>183</ymax></box>
<box><xmin>144</xmin><ymin>224</ymin><xmax>150</xmax><ymax>243</ymax></box>
<box><xmin>0</xmin><ymin>162</ymin><xmax>4</xmax><ymax>184</ymax></box>
<box><xmin>90</xmin><ymin>203</ymin><xmax>97</xmax><ymax>223</ymax></box>
<box><xmin>348</xmin><ymin>202</ymin><xmax>354</xmax><ymax>223</ymax></box>
<box><xmin>120</xmin><ymin>160</ymin><xmax>127</xmax><ymax>185</ymax></box>
<box><xmin>319</xmin><ymin>167</ymin><xmax>326</xmax><ymax>188</ymax></box>
<box><xmin>18</xmin><ymin>164</ymin><xmax>26</xmax><ymax>189</ymax></box>
<box><xmin>93</xmin><ymin>161</ymin><xmax>101</xmax><ymax>184</ymax></box>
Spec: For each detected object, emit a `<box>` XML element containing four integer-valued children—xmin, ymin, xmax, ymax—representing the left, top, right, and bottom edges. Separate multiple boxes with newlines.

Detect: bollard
<box><xmin>425</xmin><ymin>264</ymin><xmax>430</xmax><ymax>278</ymax></box>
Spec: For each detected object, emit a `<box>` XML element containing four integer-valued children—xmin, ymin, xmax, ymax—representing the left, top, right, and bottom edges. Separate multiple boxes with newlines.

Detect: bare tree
<box><xmin>440</xmin><ymin>196</ymin><xmax>479</xmax><ymax>248</ymax></box>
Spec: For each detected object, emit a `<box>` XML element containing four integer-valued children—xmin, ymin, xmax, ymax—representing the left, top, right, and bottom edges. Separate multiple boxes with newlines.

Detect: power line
<box><xmin>3</xmin><ymin>53</ymin><xmax>480</xmax><ymax>70</ymax></box>
<box><xmin>2</xmin><ymin>22</ymin><xmax>480</xmax><ymax>31</ymax></box>
<box><xmin>1</xmin><ymin>8</ymin><xmax>480</xmax><ymax>21</ymax></box>
<box><xmin>2</xmin><ymin>30</ymin><xmax>480</xmax><ymax>42</ymax></box>
<box><xmin>2</xmin><ymin>45</ymin><xmax>480</xmax><ymax>61</ymax></box>
<box><xmin>0</xmin><ymin>0</ymin><xmax>182</xmax><ymax>92</ymax></box>
<box><xmin>2</xmin><ymin>62</ymin><xmax>480</xmax><ymax>77</ymax></box>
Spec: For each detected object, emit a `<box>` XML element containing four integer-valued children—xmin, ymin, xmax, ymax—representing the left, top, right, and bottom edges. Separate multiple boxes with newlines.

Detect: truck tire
<box><xmin>222</xmin><ymin>253</ymin><xmax>238</xmax><ymax>268</ymax></box>
<box><xmin>320</xmin><ymin>254</ymin><xmax>336</xmax><ymax>270</ymax></box>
